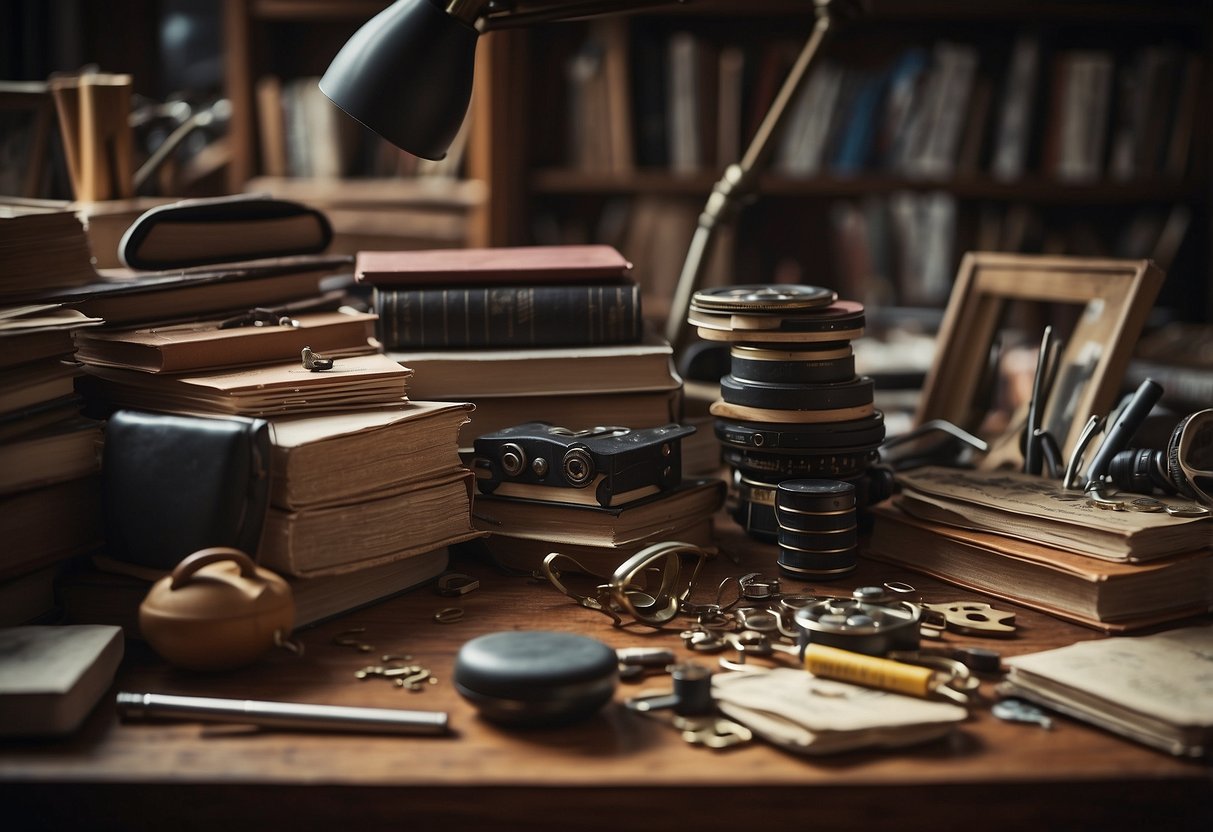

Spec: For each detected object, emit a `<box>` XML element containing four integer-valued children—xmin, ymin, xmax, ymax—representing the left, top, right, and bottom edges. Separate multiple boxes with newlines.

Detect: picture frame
<box><xmin>0</xmin><ymin>81</ymin><xmax>56</xmax><ymax>198</ymax></box>
<box><xmin>914</xmin><ymin>251</ymin><xmax>1164</xmax><ymax>469</ymax></box>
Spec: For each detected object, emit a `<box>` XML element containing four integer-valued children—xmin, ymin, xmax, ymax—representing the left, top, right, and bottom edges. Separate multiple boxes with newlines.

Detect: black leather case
<box><xmin>101</xmin><ymin>410</ymin><xmax>271</xmax><ymax>570</ymax></box>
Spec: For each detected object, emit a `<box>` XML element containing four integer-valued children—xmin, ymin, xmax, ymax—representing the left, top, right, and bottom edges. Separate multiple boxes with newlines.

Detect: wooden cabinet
<box><xmin>480</xmin><ymin>0</ymin><xmax>1212</xmax><ymax>323</ymax></box>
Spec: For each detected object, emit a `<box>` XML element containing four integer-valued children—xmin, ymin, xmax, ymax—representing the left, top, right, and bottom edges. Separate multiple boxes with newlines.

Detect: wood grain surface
<box><xmin>2</xmin><ymin>516</ymin><xmax>1210</xmax><ymax>831</ymax></box>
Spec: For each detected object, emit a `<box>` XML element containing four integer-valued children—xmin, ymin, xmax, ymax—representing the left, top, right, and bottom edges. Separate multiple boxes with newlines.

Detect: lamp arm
<box><xmin>664</xmin><ymin>0</ymin><xmax>841</xmax><ymax>358</ymax></box>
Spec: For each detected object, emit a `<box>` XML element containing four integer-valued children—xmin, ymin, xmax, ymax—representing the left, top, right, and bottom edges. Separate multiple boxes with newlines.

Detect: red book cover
<box><xmin>356</xmin><ymin>245</ymin><xmax>633</xmax><ymax>287</ymax></box>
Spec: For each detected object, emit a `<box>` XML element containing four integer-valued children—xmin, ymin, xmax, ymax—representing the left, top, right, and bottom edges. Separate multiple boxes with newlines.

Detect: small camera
<box><xmin>472</xmin><ymin>422</ymin><xmax>695</xmax><ymax>507</ymax></box>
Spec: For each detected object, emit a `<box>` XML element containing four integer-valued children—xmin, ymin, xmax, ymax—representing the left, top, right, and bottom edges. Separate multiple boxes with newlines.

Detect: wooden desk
<box><xmin>2</xmin><ymin>521</ymin><xmax>1210</xmax><ymax>831</ymax></box>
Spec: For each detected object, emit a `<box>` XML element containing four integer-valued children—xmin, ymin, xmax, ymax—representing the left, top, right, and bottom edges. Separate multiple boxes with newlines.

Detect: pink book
<box><xmin>355</xmin><ymin>244</ymin><xmax>633</xmax><ymax>287</ymax></box>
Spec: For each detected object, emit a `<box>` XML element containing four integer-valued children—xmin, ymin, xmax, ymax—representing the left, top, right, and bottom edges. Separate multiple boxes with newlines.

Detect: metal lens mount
<box><xmin>562</xmin><ymin>447</ymin><xmax>596</xmax><ymax>487</ymax></box>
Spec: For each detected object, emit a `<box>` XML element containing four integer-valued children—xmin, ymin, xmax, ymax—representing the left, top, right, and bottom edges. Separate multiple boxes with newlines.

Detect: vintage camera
<box><xmin>1105</xmin><ymin>409</ymin><xmax>1213</xmax><ymax>505</ymax></box>
<box><xmin>472</xmin><ymin>422</ymin><xmax>695</xmax><ymax>507</ymax></box>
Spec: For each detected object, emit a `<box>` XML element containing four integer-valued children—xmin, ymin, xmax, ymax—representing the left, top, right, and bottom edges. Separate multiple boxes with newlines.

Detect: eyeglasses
<box><xmin>542</xmin><ymin>541</ymin><xmax>710</xmax><ymax>628</ymax></box>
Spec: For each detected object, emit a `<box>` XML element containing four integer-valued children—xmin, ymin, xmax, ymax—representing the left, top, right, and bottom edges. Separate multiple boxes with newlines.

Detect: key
<box><xmin>992</xmin><ymin>698</ymin><xmax>1053</xmax><ymax>730</ymax></box>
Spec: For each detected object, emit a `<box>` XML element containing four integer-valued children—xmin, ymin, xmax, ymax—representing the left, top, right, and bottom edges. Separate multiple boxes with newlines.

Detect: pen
<box><xmin>116</xmin><ymin>691</ymin><xmax>451</xmax><ymax>736</ymax></box>
<box><xmin>1082</xmin><ymin>378</ymin><xmax>1164</xmax><ymax>488</ymax></box>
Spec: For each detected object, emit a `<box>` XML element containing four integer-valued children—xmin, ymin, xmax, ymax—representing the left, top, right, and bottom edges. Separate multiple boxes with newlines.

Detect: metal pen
<box><xmin>116</xmin><ymin>691</ymin><xmax>450</xmax><ymax>736</ymax></box>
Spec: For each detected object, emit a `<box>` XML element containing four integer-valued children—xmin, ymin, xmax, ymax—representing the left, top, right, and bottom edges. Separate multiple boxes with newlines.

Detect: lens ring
<box><xmin>562</xmin><ymin>447</ymin><xmax>595</xmax><ymax>487</ymax></box>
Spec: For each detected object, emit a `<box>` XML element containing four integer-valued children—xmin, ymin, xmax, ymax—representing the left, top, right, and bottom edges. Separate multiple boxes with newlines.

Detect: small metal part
<box><xmin>301</xmin><ymin>345</ymin><xmax>334</xmax><ymax>371</ymax></box>
<box><xmin>436</xmin><ymin>572</ymin><xmax>480</xmax><ymax>596</ymax></box>
<box><xmin>432</xmin><ymin>607</ymin><xmax>464</xmax><ymax>624</ymax></box>
<box><xmin>1086</xmin><ymin>486</ymin><xmax>1126</xmax><ymax>510</ymax></box>
<box><xmin>738</xmin><ymin>572</ymin><xmax>780</xmax><ymax>601</ymax></box>
<box><xmin>673</xmin><ymin>715</ymin><xmax>752</xmax><ymax>749</ymax></box>
<box><xmin>500</xmin><ymin>443</ymin><xmax>526</xmax><ymax>477</ymax></box>
<box><xmin>331</xmin><ymin>628</ymin><xmax>373</xmax><ymax>652</ymax></box>
<box><xmin>992</xmin><ymin>698</ymin><xmax>1053</xmax><ymax>730</ymax></box>
<box><xmin>1065</xmin><ymin>415</ymin><xmax>1104</xmax><ymax>490</ymax></box>
<box><xmin>616</xmin><ymin>646</ymin><xmax>677</xmax><ymax>681</ymax></box>
<box><xmin>1165</xmin><ymin>503</ymin><xmax>1211</xmax><ymax>518</ymax></box>
<box><xmin>1128</xmin><ymin>496</ymin><xmax>1165</xmax><ymax>513</ymax></box>
<box><xmin>921</xmin><ymin>602</ymin><xmax>1016</xmax><ymax>637</ymax></box>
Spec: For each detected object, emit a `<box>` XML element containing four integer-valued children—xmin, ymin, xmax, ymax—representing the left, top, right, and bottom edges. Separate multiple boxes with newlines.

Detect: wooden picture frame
<box><xmin>914</xmin><ymin>252</ymin><xmax>1164</xmax><ymax>469</ymax></box>
<box><xmin>0</xmin><ymin>82</ymin><xmax>56</xmax><ymax>198</ymax></box>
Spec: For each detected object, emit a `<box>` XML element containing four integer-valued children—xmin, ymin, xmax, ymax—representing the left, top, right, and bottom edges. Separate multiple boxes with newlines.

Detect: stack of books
<box><xmin>56</xmin><ymin>247</ymin><xmax>479</xmax><ymax>627</ymax></box>
<box><xmin>359</xmin><ymin>245</ymin><xmax>684</xmax><ymax>445</ymax></box>
<box><xmin>866</xmin><ymin>466</ymin><xmax>1213</xmax><ymax>632</ymax></box>
<box><xmin>0</xmin><ymin>206</ymin><xmax>108</xmax><ymax>625</ymax></box>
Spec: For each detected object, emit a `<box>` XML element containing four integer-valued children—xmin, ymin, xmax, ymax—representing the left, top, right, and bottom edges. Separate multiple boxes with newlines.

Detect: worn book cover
<box><xmin>73</xmin><ymin>310</ymin><xmax>377</xmax><ymax>373</ymax></box>
<box><xmin>374</xmin><ymin>282</ymin><xmax>643</xmax><ymax>349</ymax></box>
<box><xmin>83</xmin><ymin>352</ymin><xmax>412</xmax><ymax>417</ymax></box>
<box><xmin>356</xmin><ymin>244</ymin><xmax>632</xmax><ymax>286</ymax></box>
<box><xmin>1002</xmin><ymin>624</ymin><xmax>1213</xmax><ymax>757</ymax></box>
<box><xmin>867</xmin><ymin>502</ymin><xmax>1213</xmax><ymax>632</ymax></box>
<box><xmin>258</xmin><ymin>470</ymin><xmax>480</xmax><ymax>577</ymax></box>
<box><xmin>894</xmin><ymin>466</ymin><xmax>1211</xmax><ymax>561</ymax></box>
<box><xmin>267</xmin><ymin>401</ymin><xmax>473</xmax><ymax>509</ymax></box>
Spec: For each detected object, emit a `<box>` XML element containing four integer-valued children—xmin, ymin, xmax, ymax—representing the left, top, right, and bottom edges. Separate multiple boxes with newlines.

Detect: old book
<box><xmin>267</xmin><ymin>402</ymin><xmax>472</xmax><ymax>510</ymax></box>
<box><xmin>894</xmin><ymin>466</ymin><xmax>1210</xmax><ymax>562</ymax></box>
<box><xmin>0</xmin><ymin>418</ymin><xmax>101</xmax><ymax>497</ymax></box>
<box><xmin>119</xmin><ymin>194</ymin><xmax>333</xmax><ymax>270</ymax></box>
<box><xmin>0</xmin><ymin>204</ymin><xmax>98</xmax><ymax>299</ymax></box>
<box><xmin>373</xmin><ymin>282</ymin><xmax>643</xmax><ymax>349</ymax></box>
<box><xmin>1002</xmin><ymin>624</ymin><xmax>1213</xmax><ymax>757</ymax></box>
<box><xmin>0</xmin><ymin>359</ymin><xmax>80</xmax><ymax>418</ymax></box>
<box><xmin>478</xmin><ymin>513</ymin><xmax>717</xmax><ymax>576</ymax></box>
<box><xmin>35</xmin><ymin>254</ymin><xmax>351</xmax><ymax>326</ymax></box>
<box><xmin>472</xmin><ymin>477</ymin><xmax>726</xmax><ymax>550</ymax></box>
<box><xmin>0</xmin><ymin>625</ymin><xmax>123</xmax><ymax>736</ymax></box>
<box><xmin>82</xmin><ymin>352</ymin><xmax>411</xmax><ymax>418</ymax></box>
<box><xmin>460</xmin><ymin>387</ymin><xmax>682</xmax><ymax>445</ymax></box>
<box><xmin>0</xmin><ymin>476</ymin><xmax>103</xmax><ymax>582</ymax></box>
<box><xmin>258</xmin><ymin>470</ymin><xmax>480</xmax><ymax>578</ymax></box>
<box><xmin>0</xmin><ymin>305</ymin><xmax>101</xmax><ymax>368</ymax></box>
<box><xmin>355</xmin><ymin>244</ymin><xmax>632</xmax><ymax>287</ymax></box>
<box><xmin>866</xmin><ymin>503</ymin><xmax>1213</xmax><ymax>632</ymax></box>
<box><xmin>73</xmin><ymin>310</ymin><xmax>377</xmax><ymax>374</ymax></box>
<box><xmin>387</xmin><ymin>334</ymin><xmax>679</xmax><ymax>399</ymax></box>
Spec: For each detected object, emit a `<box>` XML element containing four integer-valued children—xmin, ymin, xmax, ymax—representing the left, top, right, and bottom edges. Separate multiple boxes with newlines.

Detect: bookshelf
<box><xmin>477</xmin><ymin>0</ymin><xmax>1212</xmax><ymax>325</ymax></box>
<box><xmin>221</xmin><ymin>0</ymin><xmax>493</xmax><ymax>251</ymax></box>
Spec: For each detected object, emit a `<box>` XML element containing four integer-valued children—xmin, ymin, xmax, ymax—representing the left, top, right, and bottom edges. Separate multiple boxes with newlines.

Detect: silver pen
<box><xmin>116</xmin><ymin>691</ymin><xmax>450</xmax><ymax>735</ymax></box>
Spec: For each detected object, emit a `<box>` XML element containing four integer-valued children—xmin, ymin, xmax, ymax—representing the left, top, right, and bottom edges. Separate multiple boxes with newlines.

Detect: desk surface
<box><xmin>2</xmin><ymin>520</ymin><xmax>1210</xmax><ymax>831</ymax></box>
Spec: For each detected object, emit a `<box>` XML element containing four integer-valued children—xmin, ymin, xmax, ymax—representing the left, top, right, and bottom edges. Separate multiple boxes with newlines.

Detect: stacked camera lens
<box><xmin>688</xmin><ymin>285</ymin><xmax>887</xmax><ymax>555</ymax></box>
<box><xmin>775</xmin><ymin>480</ymin><xmax>858</xmax><ymax>580</ymax></box>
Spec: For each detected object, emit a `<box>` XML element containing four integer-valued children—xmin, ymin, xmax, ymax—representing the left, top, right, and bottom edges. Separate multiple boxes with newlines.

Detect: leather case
<box><xmin>101</xmin><ymin>409</ymin><xmax>271</xmax><ymax>570</ymax></box>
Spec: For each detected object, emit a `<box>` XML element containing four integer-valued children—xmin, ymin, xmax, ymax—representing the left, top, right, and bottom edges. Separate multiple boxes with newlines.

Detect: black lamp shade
<box><xmin>319</xmin><ymin>0</ymin><xmax>479</xmax><ymax>161</ymax></box>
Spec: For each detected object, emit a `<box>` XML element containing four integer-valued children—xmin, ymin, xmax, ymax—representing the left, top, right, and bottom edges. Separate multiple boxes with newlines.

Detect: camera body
<box><xmin>472</xmin><ymin>422</ymin><xmax>694</xmax><ymax>507</ymax></box>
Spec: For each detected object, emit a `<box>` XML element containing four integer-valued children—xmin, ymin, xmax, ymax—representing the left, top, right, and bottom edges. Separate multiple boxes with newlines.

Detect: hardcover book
<box><xmin>894</xmin><ymin>466</ymin><xmax>1211</xmax><ymax>561</ymax></box>
<box><xmin>866</xmin><ymin>503</ymin><xmax>1213</xmax><ymax>632</ymax></box>
<box><xmin>373</xmin><ymin>282</ymin><xmax>643</xmax><ymax>349</ymax></box>
<box><xmin>355</xmin><ymin>244</ymin><xmax>632</xmax><ymax>287</ymax></box>
<box><xmin>73</xmin><ymin>310</ymin><xmax>378</xmax><ymax>373</ymax></box>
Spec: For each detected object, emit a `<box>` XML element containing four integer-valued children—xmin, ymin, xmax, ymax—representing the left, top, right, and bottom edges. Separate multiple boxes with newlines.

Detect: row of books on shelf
<box><xmin>254</xmin><ymin>75</ymin><xmax>469</xmax><ymax>181</ymax></box>
<box><xmin>566</xmin><ymin>23</ymin><xmax>1202</xmax><ymax>185</ymax></box>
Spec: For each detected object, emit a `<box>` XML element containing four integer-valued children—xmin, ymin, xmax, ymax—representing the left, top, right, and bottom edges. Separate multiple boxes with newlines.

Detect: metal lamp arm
<box><xmin>664</xmin><ymin>0</ymin><xmax>844</xmax><ymax>356</ymax></box>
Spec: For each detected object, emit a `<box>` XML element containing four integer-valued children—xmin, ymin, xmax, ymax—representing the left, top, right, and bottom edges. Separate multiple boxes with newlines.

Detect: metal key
<box><xmin>992</xmin><ymin>698</ymin><xmax>1053</xmax><ymax>730</ymax></box>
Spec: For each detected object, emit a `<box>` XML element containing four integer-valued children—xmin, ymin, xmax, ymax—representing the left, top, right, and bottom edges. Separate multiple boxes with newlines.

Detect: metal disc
<box><xmin>691</xmin><ymin>284</ymin><xmax>837</xmax><ymax>313</ymax></box>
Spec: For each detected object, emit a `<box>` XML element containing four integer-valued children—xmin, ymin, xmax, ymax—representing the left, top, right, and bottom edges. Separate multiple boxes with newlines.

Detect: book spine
<box><xmin>374</xmin><ymin>284</ymin><xmax>642</xmax><ymax>348</ymax></box>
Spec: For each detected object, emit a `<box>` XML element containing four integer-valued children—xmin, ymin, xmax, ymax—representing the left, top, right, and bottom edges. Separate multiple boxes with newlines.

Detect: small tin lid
<box><xmin>776</xmin><ymin>479</ymin><xmax>857</xmax><ymax>513</ymax></box>
<box><xmin>454</xmin><ymin>631</ymin><xmax>618</xmax><ymax>725</ymax></box>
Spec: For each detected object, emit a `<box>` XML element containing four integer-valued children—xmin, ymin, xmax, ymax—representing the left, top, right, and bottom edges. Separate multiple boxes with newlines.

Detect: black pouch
<box><xmin>101</xmin><ymin>410</ymin><xmax>271</xmax><ymax>570</ymax></box>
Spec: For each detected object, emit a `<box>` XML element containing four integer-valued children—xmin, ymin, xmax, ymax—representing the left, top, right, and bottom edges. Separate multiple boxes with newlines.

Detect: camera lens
<box><xmin>562</xmin><ymin>447</ymin><xmax>595</xmax><ymax>487</ymax></box>
<box><xmin>1107</xmin><ymin>448</ymin><xmax>1174</xmax><ymax>495</ymax></box>
<box><xmin>500</xmin><ymin>443</ymin><xmax>526</xmax><ymax>477</ymax></box>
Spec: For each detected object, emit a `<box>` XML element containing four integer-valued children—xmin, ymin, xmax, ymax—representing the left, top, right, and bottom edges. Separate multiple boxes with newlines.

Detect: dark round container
<box><xmin>778</xmin><ymin>525</ymin><xmax>859</xmax><ymax>551</ymax></box>
<box><xmin>720</xmin><ymin>375</ymin><xmax>875</xmax><ymax>412</ymax></box>
<box><xmin>776</xmin><ymin>479</ymin><xmax>856</xmax><ymax>513</ymax></box>
<box><xmin>777</xmin><ymin>546</ymin><xmax>859</xmax><ymax>581</ymax></box>
<box><xmin>454</xmin><ymin>631</ymin><xmax>618</xmax><ymax>727</ymax></box>
<box><xmin>729</xmin><ymin>344</ymin><xmax>855</xmax><ymax>385</ymax></box>
<box><xmin>714</xmin><ymin>411</ymin><xmax>886</xmax><ymax>451</ymax></box>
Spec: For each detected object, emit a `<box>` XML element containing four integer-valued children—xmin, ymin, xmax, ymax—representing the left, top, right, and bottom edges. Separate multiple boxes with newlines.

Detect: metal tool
<box><xmin>992</xmin><ymin>698</ymin><xmax>1053</xmax><ymax>730</ymax></box>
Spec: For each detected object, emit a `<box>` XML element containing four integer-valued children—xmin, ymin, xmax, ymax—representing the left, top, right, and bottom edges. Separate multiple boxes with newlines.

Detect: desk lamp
<box><xmin>320</xmin><ymin>0</ymin><xmax>864</xmax><ymax>366</ymax></box>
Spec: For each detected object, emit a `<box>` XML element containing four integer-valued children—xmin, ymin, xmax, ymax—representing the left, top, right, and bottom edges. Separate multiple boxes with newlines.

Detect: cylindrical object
<box><xmin>776</xmin><ymin>479</ymin><xmax>858</xmax><ymax>580</ymax></box>
<box><xmin>801</xmin><ymin>643</ymin><xmax>935</xmax><ymax>698</ymax></box>
<box><xmin>116</xmin><ymin>691</ymin><xmax>449</xmax><ymax>735</ymax></box>
<box><xmin>1084</xmin><ymin>378</ymin><xmax>1164</xmax><ymax>485</ymax></box>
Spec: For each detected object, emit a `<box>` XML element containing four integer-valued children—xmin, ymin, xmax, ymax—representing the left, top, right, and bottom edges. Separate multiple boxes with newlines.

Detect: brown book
<box><xmin>267</xmin><ymin>401</ymin><xmax>472</xmax><ymax>510</ymax></box>
<box><xmin>894</xmin><ymin>466</ymin><xmax>1210</xmax><ymax>562</ymax></box>
<box><xmin>0</xmin><ymin>418</ymin><xmax>101</xmax><ymax>497</ymax></box>
<box><xmin>258</xmin><ymin>471</ymin><xmax>480</xmax><ymax>578</ymax></box>
<box><xmin>0</xmin><ymin>360</ymin><xmax>80</xmax><ymax>419</ymax></box>
<box><xmin>36</xmin><ymin>254</ymin><xmax>351</xmax><ymax>326</ymax></box>
<box><xmin>458</xmin><ymin>387</ymin><xmax>682</xmax><ymax>447</ymax></box>
<box><xmin>0</xmin><ymin>204</ymin><xmax>99</xmax><ymax>299</ymax></box>
<box><xmin>866</xmin><ymin>502</ymin><xmax>1212</xmax><ymax>633</ymax></box>
<box><xmin>73</xmin><ymin>310</ymin><xmax>378</xmax><ymax>374</ymax></box>
<box><xmin>0</xmin><ymin>475</ymin><xmax>103</xmax><ymax>582</ymax></box>
<box><xmin>387</xmin><ymin>334</ymin><xmax>679</xmax><ymax>400</ymax></box>
<box><xmin>355</xmin><ymin>245</ymin><xmax>632</xmax><ymax>287</ymax></box>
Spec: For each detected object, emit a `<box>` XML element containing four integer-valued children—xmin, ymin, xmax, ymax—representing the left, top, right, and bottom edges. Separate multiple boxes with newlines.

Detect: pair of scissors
<box><xmin>1023</xmin><ymin>325</ymin><xmax>1064</xmax><ymax>477</ymax></box>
